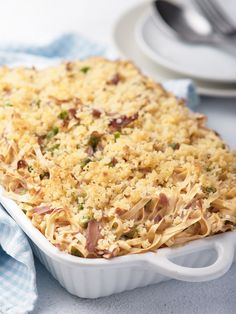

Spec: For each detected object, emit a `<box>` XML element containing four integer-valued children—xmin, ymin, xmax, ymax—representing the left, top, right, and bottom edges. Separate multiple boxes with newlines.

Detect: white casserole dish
<box><xmin>1</xmin><ymin>192</ymin><xmax>236</xmax><ymax>298</ymax></box>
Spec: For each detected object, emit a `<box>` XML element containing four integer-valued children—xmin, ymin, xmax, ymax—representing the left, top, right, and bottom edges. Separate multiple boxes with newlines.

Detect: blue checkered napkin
<box><xmin>163</xmin><ymin>79</ymin><xmax>199</xmax><ymax>109</ymax></box>
<box><xmin>0</xmin><ymin>33</ymin><xmax>107</xmax><ymax>68</ymax></box>
<box><xmin>0</xmin><ymin>206</ymin><xmax>37</xmax><ymax>314</ymax></box>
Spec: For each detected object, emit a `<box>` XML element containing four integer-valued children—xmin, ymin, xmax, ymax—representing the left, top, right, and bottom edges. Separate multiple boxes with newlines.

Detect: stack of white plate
<box><xmin>113</xmin><ymin>1</ymin><xmax>236</xmax><ymax>97</ymax></box>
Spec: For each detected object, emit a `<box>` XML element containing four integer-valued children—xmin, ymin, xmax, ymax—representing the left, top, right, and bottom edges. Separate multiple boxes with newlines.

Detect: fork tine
<box><xmin>208</xmin><ymin>0</ymin><xmax>235</xmax><ymax>34</ymax></box>
<box><xmin>198</xmin><ymin>0</ymin><xmax>230</xmax><ymax>34</ymax></box>
<box><xmin>195</xmin><ymin>0</ymin><xmax>224</xmax><ymax>33</ymax></box>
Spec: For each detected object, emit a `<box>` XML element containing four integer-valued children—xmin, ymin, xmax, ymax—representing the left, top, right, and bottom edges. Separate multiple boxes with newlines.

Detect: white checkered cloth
<box><xmin>0</xmin><ymin>32</ymin><xmax>199</xmax><ymax>314</ymax></box>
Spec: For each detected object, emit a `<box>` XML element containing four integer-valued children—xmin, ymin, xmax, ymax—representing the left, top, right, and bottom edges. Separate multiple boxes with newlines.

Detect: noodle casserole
<box><xmin>0</xmin><ymin>58</ymin><xmax>235</xmax><ymax>258</ymax></box>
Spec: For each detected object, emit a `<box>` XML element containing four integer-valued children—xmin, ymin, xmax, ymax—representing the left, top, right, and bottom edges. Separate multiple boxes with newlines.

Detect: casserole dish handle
<box><xmin>144</xmin><ymin>233</ymin><xmax>234</xmax><ymax>282</ymax></box>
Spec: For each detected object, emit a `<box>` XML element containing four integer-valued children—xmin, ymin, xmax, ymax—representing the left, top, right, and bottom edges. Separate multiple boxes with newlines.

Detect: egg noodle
<box><xmin>0</xmin><ymin>58</ymin><xmax>235</xmax><ymax>258</ymax></box>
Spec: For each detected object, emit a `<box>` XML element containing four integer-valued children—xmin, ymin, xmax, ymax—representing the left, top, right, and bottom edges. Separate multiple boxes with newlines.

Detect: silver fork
<box><xmin>195</xmin><ymin>0</ymin><xmax>236</xmax><ymax>36</ymax></box>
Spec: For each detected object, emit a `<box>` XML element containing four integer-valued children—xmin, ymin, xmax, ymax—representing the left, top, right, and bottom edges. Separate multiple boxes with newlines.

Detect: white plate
<box><xmin>112</xmin><ymin>2</ymin><xmax>236</xmax><ymax>97</ymax></box>
<box><xmin>136</xmin><ymin>1</ymin><xmax>236</xmax><ymax>83</ymax></box>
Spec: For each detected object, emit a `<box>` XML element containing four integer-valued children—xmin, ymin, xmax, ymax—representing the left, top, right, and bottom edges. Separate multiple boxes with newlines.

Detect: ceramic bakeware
<box><xmin>1</xmin><ymin>192</ymin><xmax>235</xmax><ymax>298</ymax></box>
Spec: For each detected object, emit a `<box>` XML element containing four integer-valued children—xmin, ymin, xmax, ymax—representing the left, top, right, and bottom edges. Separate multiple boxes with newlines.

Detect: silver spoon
<box><xmin>152</xmin><ymin>0</ymin><xmax>236</xmax><ymax>58</ymax></box>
